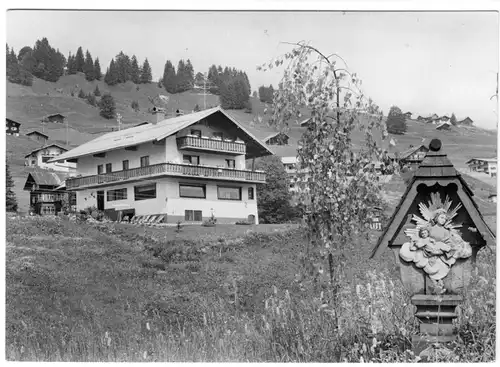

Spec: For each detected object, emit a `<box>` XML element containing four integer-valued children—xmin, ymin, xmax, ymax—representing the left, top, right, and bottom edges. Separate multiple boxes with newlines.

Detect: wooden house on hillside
<box><xmin>396</xmin><ymin>144</ymin><xmax>429</xmax><ymax>168</ymax></box>
<box><xmin>24</xmin><ymin>143</ymin><xmax>77</xmax><ymax>173</ymax></box>
<box><xmin>26</xmin><ymin>130</ymin><xmax>49</xmax><ymax>144</ymax></box>
<box><xmin>466</xmin><ymin>157</ymin><xmax>497</xmax><ymax>177</ymax></box>
<box><xmin>436</xmin><ymin>122</ymin><xmax>452</xmax><ymax>131</ymax></box>
<box><xmin>404</xmin><ymin>112</ymin><xmax>413</xmax><ymax>119</ymax></box>
<box><xmin>23</xmin><ymin>171</ymin><xmax>75</xmax><ymax>215</ymax></box>
<box><xmin>42</xmin><ymin>113</ymin><xmax>66</xmax><ymax>124</ymax></box>
<box><xmin>458</xmin><ymin>117</ymin><xmax>474</xmax><ymax>126</ymax></box>
<box><xmin>6</xmin><ymin>118</ymin><xmax>21</xmax><ymax>136</ymax></box>
<box><xmin>263</xmin><ymin>132</ymin><xmax>290</xmax><ymax>146</ymax></box>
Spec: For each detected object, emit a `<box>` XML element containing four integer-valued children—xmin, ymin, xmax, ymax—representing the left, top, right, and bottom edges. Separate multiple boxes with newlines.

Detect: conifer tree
<box><xmin>140</xmin><ymin>58</ymin><xmax>152</xmax><ymax>84</ymax></box>
<box><xmin>94</xmin><ymin>58</ymin><xmax>102</xmax><ymax>80</ymax></box>
<box><xmin>93</xmin><ymin>84</ymin><xmax>101</xmax><ymax>96</ymax></box>
<box><xmin>83</xmin><ymin>50</ymin><xmax>95</xmax><ymax>81</ymax></box>
<box><xmin>74</xmin><ymin>46</ymin><xmax>85</xmax><ymax>72</ymax></box>
<box><xmin>98</xmin><ymin>93</ymin><xmax>116</xmax><ymax>119</ymax></box>
<box><xmin>176</xmin><ymin>59</ymin><xmax>186</xmax><ymax>92</ymax></box>
<box><xmin>163</xmin><ymin>60</ymin><xmax>176</xmax><ymax>93</ymax></box>
<box><xmin>6</xmin><ymin>163</ymin><xmax>18</xmax><ymax>213</ymax></box>
<box><xmin>66</xmin><ymin>52</ymin><xmax>75</xmax><ymax>74</ymax></box>
<box><xmin>104</xmin><ymin>59</ymin><xmax>119</xmax><ymax>86</ymax></box>
<box><xmin>130</xmin><ymin>55</ymin><xmax>140</xmax><ymax>84</ymax></box>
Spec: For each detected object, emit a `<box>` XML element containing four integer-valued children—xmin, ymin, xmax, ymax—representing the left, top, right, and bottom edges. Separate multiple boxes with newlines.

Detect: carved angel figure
<box><xmin>399</xmin><ymin>193</ymin><xmax>473</xmax><ymax>293</ymax></box>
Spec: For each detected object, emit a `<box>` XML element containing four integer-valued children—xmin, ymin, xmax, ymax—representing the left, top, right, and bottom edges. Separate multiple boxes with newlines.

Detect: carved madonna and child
<box><xmin>399</xmin><ymin>192</ymin><xmax>473</xmax><ymax>294</ymax></box>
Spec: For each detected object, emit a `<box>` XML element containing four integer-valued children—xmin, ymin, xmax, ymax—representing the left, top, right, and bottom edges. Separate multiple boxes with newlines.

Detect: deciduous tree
<box><xmin>450</xmin><ymin>113</ymin><xmax>457</xmax><ymax>126</ymax></box>
<box><xmin>386</xmin><ymin>106</ymin><xmax>407</xmax><ymax>134</ymax></box>
<box><xmin>259</xmin><ymin>41</ymin><xmax>390</xmax><ymax>326</ymax></box>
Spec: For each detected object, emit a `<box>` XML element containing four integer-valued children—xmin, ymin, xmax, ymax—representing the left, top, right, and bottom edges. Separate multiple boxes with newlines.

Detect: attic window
<box><xmin>190</xmin><ymin>129</ymin><xmax>202</xmax><ymax>138</ymax></box>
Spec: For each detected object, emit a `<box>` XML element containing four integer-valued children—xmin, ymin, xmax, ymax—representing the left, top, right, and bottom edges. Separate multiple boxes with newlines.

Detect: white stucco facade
<box><xmin>76</xmin><ymin>177</ymin><xmax>259</xmax><ymax>224</ymax></box>
<box><xmin>69</xmin><ymin>112</ymin><xmax>266</xmax><ymax>224</ymax></box>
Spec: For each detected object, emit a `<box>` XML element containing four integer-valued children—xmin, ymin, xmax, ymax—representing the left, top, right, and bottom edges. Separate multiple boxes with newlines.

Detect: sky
<box><xmin>6</xmin><ymin>10</ymin><xmax>499</xmax><ymax>129</ymax></box>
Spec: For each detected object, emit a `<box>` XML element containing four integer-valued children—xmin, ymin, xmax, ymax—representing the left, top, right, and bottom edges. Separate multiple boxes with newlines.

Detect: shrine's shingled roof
<box><xmin>370</xmin><ymin>138</ymin><xmax>495</xmax><ymax>258</ymax></box>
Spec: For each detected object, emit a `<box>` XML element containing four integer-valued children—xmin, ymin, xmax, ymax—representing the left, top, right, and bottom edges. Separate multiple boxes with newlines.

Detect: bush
<box><xmin>386</xmin><ymin>106</ymin><xmax>407</xmax><ymax>135</ymax></box>
<box><xmin>78</xmin><ymin>89</ymin><xmax>86</xmax><ymax>98</ymax></box>
<box><xmin>244</xmin><ymin>100</ymin><xmax>252</xmax><ymax>113</ymax></box>
<box><xmin>86</xmin><ymin>93</ymin><xmax>97</xmax><ymax>106</ymax></box>
<box><xmin>202</xmin><ymin>213</ymin><xmax>217</xmax><ymax>227</ymax></box>
<box><xmin>131</xmin><ymin>100</ymin><xmax>139</xmax><ymax>112</ymax></box>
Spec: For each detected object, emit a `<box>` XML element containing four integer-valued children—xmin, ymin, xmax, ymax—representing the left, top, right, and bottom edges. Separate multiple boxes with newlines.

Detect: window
<box><xmin>140</xmin><ymin>156</ymin><xmax>150</xmax><ymax>167</ymax></box>
<box><xmin>97</xmin><ymin>164</ymin><xmax>103</xmax><ymax>174</ymax></box>
<box><xmin>183</xmin><ymin>155</ymin><xmax>200</xmax><ymax>165</ymax></box>
<box><xmin>190</xmin><ymin>129</ymin><xmax>202</xmax><ymax>137</ymax></box>
<box><xmin>134</xmin><ymin>183</ymin><xmax>156</xmax><ymax>201</ymax></box>
<box><xmin>179</xmin><ymin>184</ymin><xmax>206</xmax><ymax>198</ymax></box>
<box><xmin>212</xmin><ymin>132</ymin><xmax>223</xmax><ymax>139</ymax></box>
<box><xmin>105</xmin><ymin>163</ymin><xmax>112</xmax><ymax>173</ymax></box>
<box><xmin>107</xmin><ymin>188</ymin><xmax>127</xmax><ymax>201</ymax></box>
<box><xmin>218</xmin><ymin>186</ymin><xmax>242</xmax><ymax>200</ymax></box>
<box><xmin>42</xmin><ymin>156</ymin><xmax>51</xmax><ymax>163</ymax></box>
<box><xmin>226</xmin><ymin>159</ymin><xmax>236</xmax><ymax>168</ymax></box>
<box><xmin>31</xmin><ymin>160</ymin><xmax>36</xmax><ymax>165</ymax></box>
<box><xmin>122</xmin><ymin>160</ymin><xmax>129</xmax><ymax>170</ymax></box>
<box><xmin>185</xmin><ymin>210</ymin><xmax>203</xmax><ymax>221</ymax></box>
<box><xmin>248</xmin><ymin>187</ymin><xmax>254</xmax><ymax>200</ymax></box>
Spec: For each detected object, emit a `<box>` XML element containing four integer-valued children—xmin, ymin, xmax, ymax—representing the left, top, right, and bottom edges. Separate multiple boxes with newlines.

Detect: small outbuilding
<box><xmin>26</xmin><ymin>130</ymin><xmax>49</xmax><ymax>144</ymax></box>
<box><xmin>41</xmin><ymin>113</ymin><xmax>66</xmax><ymax>124</ymax></box>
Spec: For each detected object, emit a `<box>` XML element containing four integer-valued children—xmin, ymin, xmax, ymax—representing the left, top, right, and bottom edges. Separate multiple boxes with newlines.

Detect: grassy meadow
<box><xmin>5</xmin><ymin>213</ymin><xmax>496</xmax><ymax>362</ymax></box>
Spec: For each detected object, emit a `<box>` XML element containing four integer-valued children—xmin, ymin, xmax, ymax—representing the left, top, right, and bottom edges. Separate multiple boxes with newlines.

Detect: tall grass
<box><xmin>5</xmin><ymin>217</ymin><xmax>496</xmax><ymax>362</ymax></box>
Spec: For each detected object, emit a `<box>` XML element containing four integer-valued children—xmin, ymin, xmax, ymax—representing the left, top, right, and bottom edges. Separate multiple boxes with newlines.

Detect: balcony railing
<box><xmin>177</xmin><ymin>136</ymin><xmax>246</xmax><ymax>155</ymax></box>
<box><xmin>66</xmin><ymin>162</ymin><xmax>266</xmax><ymax>189</ymax></box>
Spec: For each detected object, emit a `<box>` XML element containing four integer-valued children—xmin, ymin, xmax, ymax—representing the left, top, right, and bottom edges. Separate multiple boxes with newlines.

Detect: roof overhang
<box><xmin>49</xmin><ymin>107</ymin><xmax>273</xmax><ymax>163</ymax></box>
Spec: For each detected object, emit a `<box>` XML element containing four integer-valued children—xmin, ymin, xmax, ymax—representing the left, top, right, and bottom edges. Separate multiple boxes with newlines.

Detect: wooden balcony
<box><xmin>66</xmin><ymin>162</ymin><xmax>266</xmax><ymax>189</ymax></box>
<box><xmin>177</xmin><ymin>136</ymin><xmax>246</xmax><ymax>155</ymax></box>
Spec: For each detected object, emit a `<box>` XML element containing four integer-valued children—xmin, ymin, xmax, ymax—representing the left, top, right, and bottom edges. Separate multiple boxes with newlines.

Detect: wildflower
<box><xmin>146</xmin><ymin>322</ymin><xmax>150</xmax><ymax>331</ymax></box>
<box><xmin>360</xmin><ymin>356</ymin><xmax>365</xmax><ymax>363</ymax></box>
<box><xmin>143</xmin><ymin>351</ymin><xmax>148</xmax><ymax>359</ymax></box>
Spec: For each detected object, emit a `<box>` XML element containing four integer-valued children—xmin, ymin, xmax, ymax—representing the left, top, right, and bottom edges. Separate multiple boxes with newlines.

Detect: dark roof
<box><xmin>26</xmin><ymin>130</ymin><xmax>49</xmax><ymax>138</ymax></box>
<box><xmin>6</xmin><ymin>118</ymin><xmax>21</xmax><ymax>126</ymax></box>
<box><xmin>24</xmin><ymin>143</ymin><xmax>69</xmax><ymax>158</ymax></box>
<box><xmin>44</xmin><ymin>113</ymin><xmax>66</xmax><ymax>118</ymax></box>
<box><xmin>399</xmin><ymin>144</ymin><xmax>429</xmax><ymax>160</ymax></box>
<box><xmin>23</xmin><ymin>171</ymin><xmax>69</xmax><ymax>190</ymax></box>
<box><xmin>371</xmin><ymin>139</ymin><xmax>496</xmax><ymax>258</ymax></box>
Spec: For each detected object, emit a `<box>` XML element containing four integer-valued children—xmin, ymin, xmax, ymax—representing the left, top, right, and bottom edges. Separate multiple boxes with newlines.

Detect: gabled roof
<box><xmin>398</xmin><ymin>144</ymin><xmax>429</xmax><ymax>160</ymax></box>
<box><xmin>465</xmin><ymin>157</ymin><xmax>497</xmax><ymax>164</ymax></box>
<box><xmin>436</xmin><ymin>122</ymin><xmax>452</xmax><ymax>130</ymax></box>
<box><xmin>371</xmin><ymin>139</ymin><xmax>495</xmax><ymax>258</ymax></box>
<box><xmin>26</xmin><ymin>130</ymin><xmax>49</xmax><ymax>139</ymax></box>
<box><xmin>23</xmin><ymin>171</ymin><xmax>69</xmax><ymax>190</ymax></box>
<box><xmin>43</xmin><ymin>113</ymin><xmax>66</xmax><ymax>118</ymax></box>
<box><xmin>25</xmin><ymin>143</ymin><xmax>69</xmax><ymax>158</ymax></box>
<box><xmin>6</xmin><ymin>118</ymin><xmax>21</xmax><ymax>126</ymax></box>
<box><xmin>49</xmin><ymin>106</ymin><xmax>274</xmax><ymax>162</ymax></box>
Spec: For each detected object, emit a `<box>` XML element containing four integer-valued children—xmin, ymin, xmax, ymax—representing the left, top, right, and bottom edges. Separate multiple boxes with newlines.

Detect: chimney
<box><xmin>152</xmin><ymin>107</ymin><xmax>165</xmax><ymax>124</ymax></box>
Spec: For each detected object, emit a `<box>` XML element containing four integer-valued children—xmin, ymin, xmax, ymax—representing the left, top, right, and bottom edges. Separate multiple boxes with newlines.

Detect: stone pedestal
<box><xmin>411</xmin><ymin>294</ymin><xmax>462</xmax><ymax>354</ymax></box>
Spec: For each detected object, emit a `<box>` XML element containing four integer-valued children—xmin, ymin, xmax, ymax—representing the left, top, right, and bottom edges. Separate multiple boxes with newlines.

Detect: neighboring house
<box><xmin>396</xmin><ymin>144</ymin><xmax>430</xmax><ymax>168</ymax></box>
<box><xmin>436</xmin><ymin>122</ymin><xmax>452</xmax><ymax>131</ymax></box>
<box><xmin>24</xmin><ymin>143</ymin><xmax>77</xmax><ymax>173</ymax></box>
<box><xmin>6</xmin><ymin>118</ymin><xmax>21</xmax><ymax>136</ymax></box>
<box><xmin>42</xmin><ymin>113</ymin><xmax>66</xmax><ymax>124</ymax></box>
<box><xmin>281</xmin><ymin>156</ymin><xmax>299</xmax><ymax>192</ymax></box>
<box><xmin>441</xmin><ymin>115</ymin><xmax>450</xmax><ymax>121</ymax></box>
<box><xmin>26</xmin><ymin>130</ymin><xmax>49</xmax><ymax>144</ymax></box>
<box><xmin>23</xmin><ymin>171</ymin><xmax>75</xmax><ymax>215</ymax></box>
<box><xmin>458</xmin><ymin>117</ymin><xmax>474</xmax><ymax>126</ymax></box>
<box><xmin>416</xmin><ymin>116</ymin><xmax>425</xmax><ymax>121</ymax></box>
<box><xmin>466</xmin><ymin>158</ymin><xmax>497</xmax><ymax>177</ymax></box>
<box><xmin>403</xmin><ymin>112</ymin><xmax>412</xmax><ymax>119</ymax></box>
<box><xmin>263</xmin><ymin>132</ymin><xmax>290</xmax><ymax>146</ymax></box>
<box><xmin>48</xmin><ymin>106</ymin><xmax>273</xmax><ymax>224</ymax></box>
